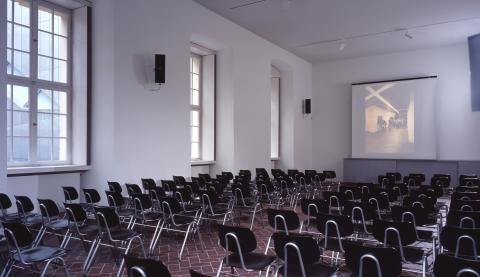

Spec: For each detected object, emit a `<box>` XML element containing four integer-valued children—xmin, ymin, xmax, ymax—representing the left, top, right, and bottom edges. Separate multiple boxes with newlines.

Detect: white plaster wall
<box><xmin>312</xmin><ymin>43</ymin><xmax>480</xmax><ymax>179</ymax></box>
<box><xmin>82</xmin><ymin>0</ymin><xmax>313</xmax><ymax>198</ymax></box>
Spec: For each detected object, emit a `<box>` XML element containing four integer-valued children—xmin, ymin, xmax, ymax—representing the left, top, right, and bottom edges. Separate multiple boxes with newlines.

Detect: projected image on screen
<box><xmin>364</xmin><ymin>83</ymin><xmax>414</xmax><ymax>153</ymax></box>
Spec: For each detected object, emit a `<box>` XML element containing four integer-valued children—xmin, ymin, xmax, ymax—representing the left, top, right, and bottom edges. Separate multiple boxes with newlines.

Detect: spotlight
<box><xmin>404</xmin><ymin>30</ymin><xmax>413</xmax><ymax>39</ymax></box>
<box><xmin>339</xmin><ymin>39</ymin><xmax>346</xmax><ymax>51</ymax></box>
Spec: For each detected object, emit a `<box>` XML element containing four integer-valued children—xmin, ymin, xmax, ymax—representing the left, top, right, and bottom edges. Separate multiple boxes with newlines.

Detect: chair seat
<box><xmin>46</xmin><ymin>219</ymin><xmax>73</xmax><ymax>230</ymax></box>
<box><xmin>13</xmin><ymin>246</ymin><xmax>67</xmax><ymax>263</ymax></box>
<box><xmin>135</xmin><ymin>212</ymin><xmax>162</xmax><ymax>221</ymax></box>
<box><xmin>278</xmin><ymin>262</ymin><xmax>337</xmax><ymax>277</ymax></box>
<box><xmin>77</xmin><ymin>224</ymin><xmax>99</xmax><ymax>235</ymax></box>
<box><xmin>23</xmin><ymin>215</ymin><xmax>43</xmax><ymax>226</ymax></box>
<box><xmin>319</xmin><ymin>237</ymin><xmax>343</xmax><ymax>252</ymax></box>
<box><xmin>223</xmin><ymin>252</ymin><xmax>275</xmax><ymax>270</ymax></box>
<box><xmin>171</xmin><ymin>215</ymin><xmax>194</xmax><ymax>225</ymax></box>
<box><xmin>353</xmin><ymin>223</ymin><xmax>373</xmax><ymax>233</ymax></box>
<box><xmin>107</xmin><ymin>228</ymin><xmax>139</xmax><ymax>241</ymax></box>
<box><xmin>209</xmin><ymin>207</ymin><xmax>230</xmax><ymax>215</ymax></box>
<box><xmin>117</xmin><ymin>208</ymin><xmax>135</xmax><ymax>217</ymax></box>
<box><xmin>417</xmin><ymin>229</ymin><xmax>433</xmax><ymax>241</ymax></box>
<box><xmin>402</xmin><ymin>246</ymin><xmax>425</xmax><ymax>263</ymax></box>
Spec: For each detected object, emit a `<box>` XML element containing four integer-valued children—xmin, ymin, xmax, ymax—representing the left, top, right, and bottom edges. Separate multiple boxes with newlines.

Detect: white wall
<box><xmin>82</xmin><ymin>0</ymin><xmax>312</xmax><ymax>198</ymax></box>
<box><xmin>313</xmin><ymin>43</ymin><xmax>480</xmax><ymax>179</ymax></box>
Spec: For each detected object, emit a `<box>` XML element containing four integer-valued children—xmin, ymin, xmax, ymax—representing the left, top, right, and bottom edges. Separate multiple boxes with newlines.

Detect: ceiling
<box><xmin>194</xmin><ymin>0</ymin><xmax>480</xmax><ymax>62</ymax></box>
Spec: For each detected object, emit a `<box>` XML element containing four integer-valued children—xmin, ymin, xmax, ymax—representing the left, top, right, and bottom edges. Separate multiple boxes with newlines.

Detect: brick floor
<box><xmin>5</xmin><ymin>202</ymin><xmax>430</xmax><ymax>277</ymax></box>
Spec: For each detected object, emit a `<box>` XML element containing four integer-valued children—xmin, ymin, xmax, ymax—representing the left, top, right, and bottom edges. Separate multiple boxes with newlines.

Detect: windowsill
<box><xmin>7</xmin><ymin>165</ymin><xmax>91</xmax><ymax>176</ymax></box>
<box><xmin>191</xmin><ymin>160</ymin><xmax>215</xmax><ymax>166</ymax></box>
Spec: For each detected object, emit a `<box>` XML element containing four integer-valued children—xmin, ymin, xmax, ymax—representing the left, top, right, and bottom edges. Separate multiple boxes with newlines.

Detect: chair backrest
<box><xmin>344</xmin><ymin>241</ymin><xmax>402</xmax><ymax>277</ymax></box>
<box><xmin>452</xmin><ymin>192</ymin><xmax>480</xmax><ymax>201</ymax></box>
<box><xmin>372</xmin><ymin>219</ymin><xmax>418</xmax><ymax>246</ymax></box>
<box><xmin>15</xmin><ymin>195</ymin><xmax>35</xmax><ymax>215</ymax></box>
<box><xmin>391</xmin><ymin>205</ymin><xmax>429</xmax><ymax>227</ymax></box>
<box><xmin>364</xmin><ymin>193</ymin><xmax>390</xmax><ymax>210</ymax></box>
<box><xmin>141</xmin><ymin>178</ymin><xmax>157</xmax><ymax>191</ymax></box>
<box><xmin>64</xmin><ymin>203</ymin><xmax>88</xmax><ymax>223</ymax></box>
<box><xmin>126</xmin><ymin>183</ymin><xmax>142</xmax><ymax>196</ymax></box>
<box><xmin>386</xmin><ymin>172</ymin><xmax>402</xmax><ymax>182</ymax></box>
<box><xmin>161</xmin><ymin>197</ymin><xmax>183</xmax><ymax>215</ymax></box>
<box><xmin>161</xmin><ymin>180</ymin><xmax>176</xmax><ymax>192</ymax></box>
<box><xmin>62</xmin><ymin>186</ymin><xmax>79</xmax><ymax>201</ymax></box>
<box><xmin>434</xmin><ymin>254</ymin><xmax>480</xmax><ymax>277</ymax></box>
<box><xmin>0</xmin><ymin>193</ymin><xmax>13</xmax><ymax>210</ymax></box>
<box><xmin>403</xmin><ymin>195</ymin><xmax>435</xmax><ymax>213</ymax></box>
<box><xmin>217</xmin><ymin>225</ymin><xmax>257</xmax><ymax>254</ymax></box>
<box><xmin>300</xmin><ymin>199</ymin><xmax>329</xmax><ymax>217</ymax></box>
<box><xmin>440</xmin><ymin>225</ymin><xmax>480</xmax><ymax>258</ymax></box>
<box><xmin>38</xmin><ymin>198</ymin><xmax>60</xmax><ymax>218</ymax></box>
<box><xmin>94</xmin><ymin>206</ymin><xmax>121</xmax><ymax>229</ymax></box>
<box><xmin>447</xmin><ymin>210</ymin><xmax>480</xmax><ymax>228</ymax></box>
<box><xmin>83</xmin><ymin>188</ymin><xmax>101</xmax><ymax>204</ymax></box>
<box><xmin>316</xmin><ymin>212</ymin><xmax>354</xmax><ymax>237</ymax></box>
<box><xmin>451</xmin><ymin>200</ymin><xmax>480</xmax><ymax>212</ymax></box>
<box><xmin>323</xmin><ymin>170</ymin><xmax>336</xmax><ymax>179</ymax></box>
<box><xmin>343</xmin><ymin>200</ymin><xmax>377</xmax><ymax>221</ymax></box>
<box><xmin>198</xmin><ymin>174</ymin><xmax>211</xmax><ymax>182</ymax></box>
<box><xmin>123</xmin><ymin>255</ymin><xmax>171</xmax><ymax>277</ymax></box>
<box><xmin>272</xmin><ymin>232</ymin><xmax>320</xmax><ymax>266</ymax></box>
<box><xmin>267</xmin><ymin>208</ymin><xmax>300</xmax><ymax>232</ymax></box>
<box><xmin>105</xmin><ymin>190</ymin><xmax>126</xmax><ymax>207</ymax></box>
<box><xmin>3</xmin><ymin>222</ymin><xmax>34</xmax><ymax>249</ymax></box>
<box><xmin>107</xmin><ymin>181</ymin><xmax>123</xmax><ymax>193</ymax></box>
<box><xmin>133</xmin><ymin>193</ymin><xmax>153</xmax><ymax>211</ymax></box>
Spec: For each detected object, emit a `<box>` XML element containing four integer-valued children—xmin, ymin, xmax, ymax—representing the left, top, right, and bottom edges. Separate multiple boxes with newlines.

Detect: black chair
<box><xmin>62</xmin><ymin>186</ymin><xmax>80</xmax><ymax>203</ymax></box>
<box><xmin>447</xmin><ymin>210</ymin><xmax>480</xmax><ymax>228</ymax></box>
<box><xmin>14</xmin><ymin>195</ymin><xmax>43</xmax><ymax>226</ymax></box>
<box><xmin>36</xmin><ymin>198</ymin><xmax>73</xmax><ymax>248</ymax></box>
<box><xmin>123</xmin><ymin>254</ymin><xmax>171</xmax><ymax>277</ymax></box>
<box><xmin>434</xmin><ymin>254</ymin><xmax>480</xmax><ymax>277</ymax></box>
<box><xmin>151</xmin><ymin>197</ymin><xmax>203</xmax><ymax>259</ymax></box>
<box><xmin>323</xmin><ymin>170</ymin><xmax>336</xmax><ymax>181</ymax></box>
<box><xmin>0</xmin><ymin>193</ymin><xmax>21</xmax><ymax>222</ymax></box>
<box><xmin>190</xmin><ymin>269</ymin><xmax>212</xmax><ymax>277</ymax></box>
<box><xmin>63</xmin><ymin>203</ymin><xmax>99</xmax><ymax>251</ymax></box>
<box><xmin>105</xmin><ymin>190</ymin><xmax>135</xmax><ymax>229</ymax></box>
<box><xmin>108</xmin><ymin>181</ymin><xmax>123</xmax><ymax>193</ymax></box>
<box><xmin>316</xmin><ymin>212</ymin><xmax>354</xmax><ymax>263</ymax></box>
<box><xmin>451</xmin><ymin>200</ymin><xmax>480</xmax><ymax>212</ymax></box>
<box><xmin>1</xmin><ymin>222</ymin><xmax>70</xmax><ymax>277</ymax></box>
<box><xmin>272</xmin><ymin>232</ymin><xmax>336</xmax><ymax>277</ymax></box>
<box><xmin>232</xmin><ymin>184</ymin><xmax>263</xmax><ymax>230</ymax></box>
<box><xmin>343</xmin><ymin>200</ymin><xmax>377</xmax><ymax>234</ymax></box>
<box><xmin>200</xmin><ymin>191</ymin><xmax>233</xmax><ymax>226</ymax></box>
<box><xmin>216</xmin><ymin>225</ymin><xmax>275</xmax><ymax>276</ymax></box>
<box><xmin>299</xmin><ymin>199</ymin><xmax>329</xmax><ymax>232</ymax></box>
<box><xmin>344</xmin><ymin>240</ymin><xmax>402</xmax><ymax>277</ymax></box>
<box><xmin>265</xmin><ymin>208</ymin><xmax>301</xmax><ymax>253</ymax></box>
<box><xmin>440</xmin><ymin>225</ymin><xmax>480</xmax><ymax>259</ymax></box>
<box><xmin>131</xmin><ymin>194</ymin><xmax>163</xmax><ymax>255</ymax></box>
<box><xmin>83</xmin><ymin>188</ymin><xmax>102</xmax><ymax>207</ymax></box>
<box><xmin>83</xmin><ymin>206</ymin><xmax>146</xmax><ymax>277</ymax></box>
<box><xmin>390</xmin><ymin>205</ymin><xmax>437</xmax><ymax>241</ymax></box>
<box><xmin>372</xmin><ymin>219</ymin><xmax>429</xmax><ymax>269</ymax></box>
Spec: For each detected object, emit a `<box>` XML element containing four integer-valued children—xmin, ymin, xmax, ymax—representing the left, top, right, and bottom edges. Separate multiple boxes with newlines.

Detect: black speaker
<box><xmin>154</xmin><ymin>54</ymin><xmax>165</xmax><ymax>84</ymax></box>
<box><xmin>303</xmin><ymin>98</ymin><xmax>311</xmax><ymax>114</ymax></box>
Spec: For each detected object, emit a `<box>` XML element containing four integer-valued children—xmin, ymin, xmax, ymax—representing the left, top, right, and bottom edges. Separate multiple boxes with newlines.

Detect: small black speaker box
<box><xmin>304</xmin><ymin>98</ymin><xmax>311</xmax><ymax>114</ymax></box>
<box><xmin>154</xmin><ymin>54</ymin><xmax>165</xmax><ymax>84</ymax></box>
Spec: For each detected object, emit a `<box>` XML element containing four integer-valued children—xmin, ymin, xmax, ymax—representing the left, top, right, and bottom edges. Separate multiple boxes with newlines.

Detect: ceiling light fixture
<box><xmin>230</xmin><ymin>0</ymin><xmax>267</xmax><ymax>10</ymax></box>
<box><xmin>339</xmin><ymin>39</ymin><xmax>346</xmax><ymax>51</ymax></box>
<box><xmin>404</xmin><ymin>30</ymin><xmax>413</xmax><ymax>39</ymax></box>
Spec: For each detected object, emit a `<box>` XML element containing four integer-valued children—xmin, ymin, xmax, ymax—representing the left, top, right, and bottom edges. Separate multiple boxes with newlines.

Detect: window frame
<box><xmin>6</xmin><ymin>0</ymin><xmax>73</xmax><ymax>167</ymax></box>
<box><xmin>190</xmin><ymin>53</ymin><xmax>202</xmax><ymax>161</ymax></box>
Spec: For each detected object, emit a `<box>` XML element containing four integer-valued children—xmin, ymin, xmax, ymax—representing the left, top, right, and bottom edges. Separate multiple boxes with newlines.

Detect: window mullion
<box><xmin>30</xmin><ymin>0</ymin><xmax>39</xmax><ymax>164</ymax></box>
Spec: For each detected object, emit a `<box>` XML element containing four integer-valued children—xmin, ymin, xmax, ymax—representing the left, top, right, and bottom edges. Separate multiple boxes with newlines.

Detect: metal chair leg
<box><xmin>0</xmin><ymin>259</ymin><xmax>14</xmax><ymax>277</ymax></box>
<box><xmin>215</xmin><ymin>259</ymin><xmax>224</xmax><ymax>277</ymax></box>
<box><xmin>83</xmin><ymin>236</ymin><xmax>101</xmax><ymax>276</ymax></box>
<box><xmin>149</xmin><ymin>220</ymin><xmax>165</xmax><ymax>256</ymax></box>
<box><xmin>179</xmin><ymin>223</ymin><xmax>193</xmax><ymax>260</ymax></box>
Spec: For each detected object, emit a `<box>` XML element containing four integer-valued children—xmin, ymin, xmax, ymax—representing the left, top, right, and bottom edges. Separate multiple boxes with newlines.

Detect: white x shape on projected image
<box><xmin>365</xmin><ymin>84</ymin><xmax>399</xmax><ymax>114</ymax></box>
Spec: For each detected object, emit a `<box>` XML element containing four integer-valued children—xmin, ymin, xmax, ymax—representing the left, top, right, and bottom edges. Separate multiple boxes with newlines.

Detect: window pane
<box><xmin>12</xmin><ymin>111</ymin><xmax>29</xmax><ymax>136</ymax></box>
<box><xmin>54</xmin><ymin>11</ymin><xmax>68</xmax><ymax>36</ymax></box>
<box><xmin>7</xmin><ymin>0</ymin><xmax>12</xmax><ymax>22</ymax></box>
<box><xmin>191</xmin><ymin>126</ymin><xmax>199</xmax><ymax>142</ymax></box>
<box><xmin>7</xmin><ymin>112</ymin><xmax>12</xmax><ymax>136</ymax></box>
<box><xmin>37</xmin><ymin>113</ymin><xmax>52</xmax><ymax>137</ymax></box>
<box><xmin>37</xmin><ymin>89</ymin><xmax>52</xmax><ymax>112</ymax></box>
<box><xmin>12</xmin><ymin>85</ymin><xmax>29</xmax><ymax>111</ymax></box>
<box><xmin>13</xmin><ymin>50</ymin><xmax>29</xmax><ymax>77</ymax></box>
<box><xmin>13</xmin><ymin>24</ymin><xmax>29</xmax><ymax>51</ymax></box>
<box><xmin>7</xmin><ymin>49</ymin><xmax>12</xmax><ymax>75</ymax></box>
<box><xmin>191</xmin><ymin>74</ymin><xmax>199</xmax><ymax>90</ymax></box>
<box><xmin>53</xmin><ymin>91</ymin><xmax>67</xmax><ymax>113</ymax></box>
<box><xmin>7</xmin><ymin>137</ymin><xmax>12</xmax><ymax>162</ymax></box>
<box><xmin>38</xmin><ymin>55</ymin><xmax>52</xmax><ymax>81</ymax></box>
<box><xmin>191</xmin><ymin>142</ymin><xmax>199</xmax><ymax>159</ymax></box>
<box><xmin>13</xmin><ymin>0</ymin><xmax>30</xmax><ymax>26</ymax></box>
<box><xmin>191</xmin><ymin>110</ymin><xmax>199</xmax><ymax>126</ymax></box>
<box><xmin>38</xmin><ymin>6</ymin><xmax>52</xmax><ymax>32</ymax></box>
<box><xmin>52</xmin><ymin>138</ymin><xmax>67</xmax><ymax>160</ymax></box>
<box><xmin>192</xmin><ymin>56</ymin><xmax>200</xmax><ymax>74</ymax></box>
<box><xmin>12</xmin><ymin>137</ymin><xmax>29</xmax><ymax>161</ymax></box>
<box><xmin>38</xmin><ymin>31</ymin><xmax>52</xmax><ymax>56</ymax></box>
<box><xmin>53</xmin><ymin>59</ymin><xmax>67</xmax><ymax>83</ymax></box>
<box><xmin>53</xmin><ymin>35</ymin><xmax>67</xmax><ymax>59</ymax></box>
<box><xmin>37</xmin><ymin>138</ymin><xmax>52</xmax><ymax>161</ymax></box>
<box><xmin>6</xmin><ymin>84</ymin><xmax>12</xmax><ymax>110</ymax></box>
<box><xmin>53</xmin><ymin>114</ymin><xmax>67</xmax><ymax>137</ymax></box>
<box><xmin>191</xmin><ymin>90</ymin><xmax>199</xmax><ymax>106</ymax></box>
<box><xmin>7</xmin><ymin>23</ymin><xmax>12</xmax><ymax>48</ymax></box>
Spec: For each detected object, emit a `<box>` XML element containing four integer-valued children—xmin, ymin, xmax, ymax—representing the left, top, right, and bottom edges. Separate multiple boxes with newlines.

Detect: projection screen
<box><xmin>352</xmin><ymin>76</ymin><xmax>437</xmax><ymax>159</ymax></box>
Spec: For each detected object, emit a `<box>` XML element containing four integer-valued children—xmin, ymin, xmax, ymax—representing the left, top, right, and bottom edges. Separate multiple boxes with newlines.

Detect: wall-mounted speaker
<box><xmin>154</xmin><ymin>54</ymin><xmax>165</xmax><ymax>84</ymax></box>
<box><xmin>303</xmin><ymin>98</ymin><xmax>311</xmax><ymax>114</ymax></box>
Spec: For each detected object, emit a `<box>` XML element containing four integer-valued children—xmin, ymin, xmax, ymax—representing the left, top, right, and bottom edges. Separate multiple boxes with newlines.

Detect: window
<box><xmin>190</xmin><ymin>44</ymin><xmax>215</xmax><ymax>162</ymax></box>
<box><xmin>6</xmin><ymin>0</ymin><xmax>71</xmax><ymax>166</ymax></box>
<box><xmin>271</xmin><ymin>66</ymin><xmax>280</xmax><ymax>159</ymax></box>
